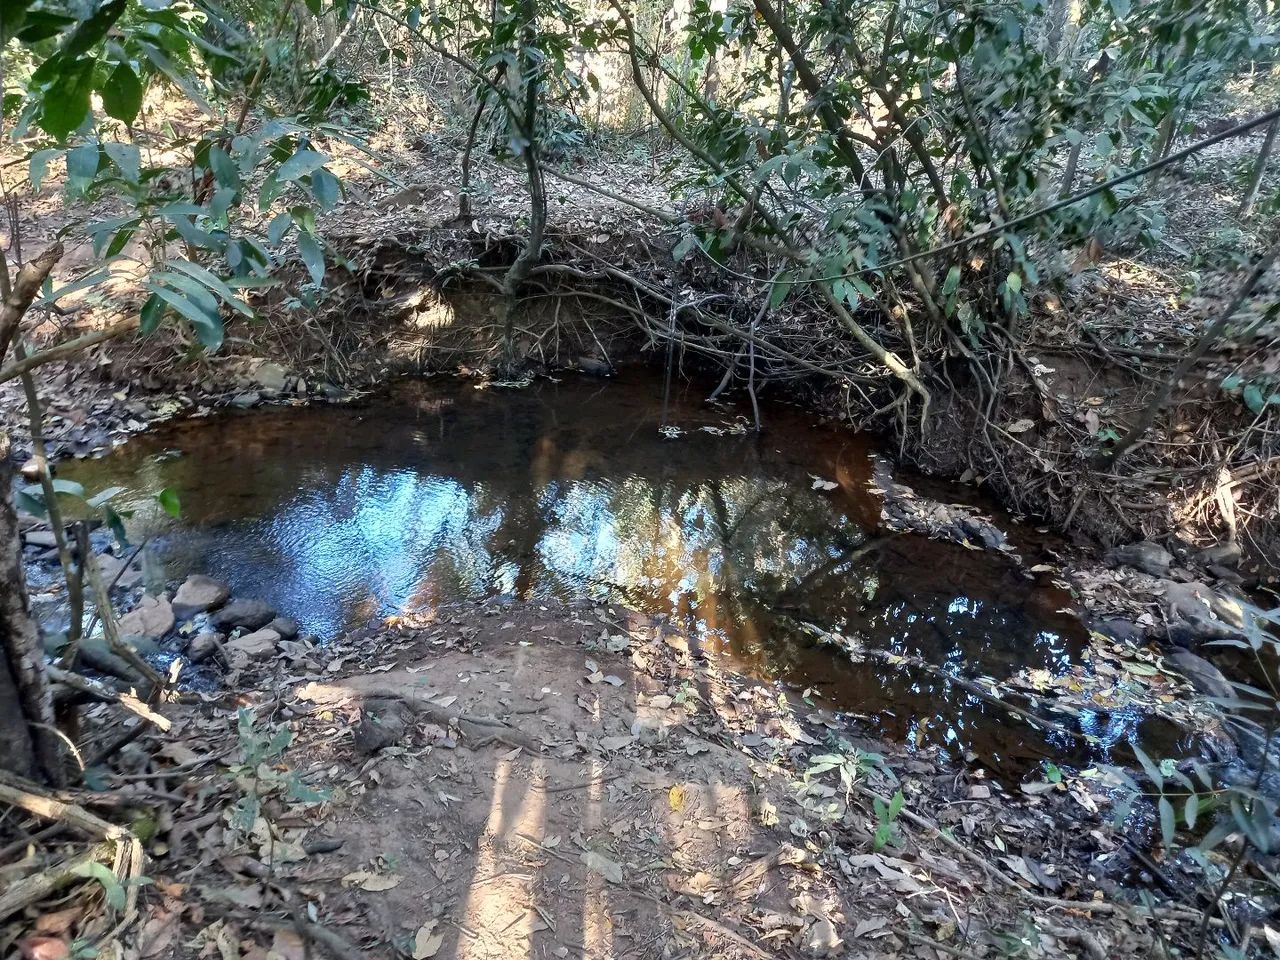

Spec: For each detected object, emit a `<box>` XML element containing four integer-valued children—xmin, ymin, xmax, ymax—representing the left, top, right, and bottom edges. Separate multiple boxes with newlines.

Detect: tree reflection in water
<box><xmin>62</xmin><ymin>372</ymin><xmax>1165</xmax><ymax>772</ymax></box>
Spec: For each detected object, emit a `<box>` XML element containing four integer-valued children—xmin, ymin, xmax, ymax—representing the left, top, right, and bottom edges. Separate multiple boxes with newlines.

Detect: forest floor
<box><xmin>1</xmin><ymin>594</ymin><xmax>1227</xmax><ymax>960</ymax></box>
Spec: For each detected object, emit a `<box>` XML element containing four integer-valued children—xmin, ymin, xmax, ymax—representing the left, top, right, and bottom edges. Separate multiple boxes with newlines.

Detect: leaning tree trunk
<box><xmin>0</xmin><ymin>431</ymin><xmax>61</xmax><ymax>782</ymax></box>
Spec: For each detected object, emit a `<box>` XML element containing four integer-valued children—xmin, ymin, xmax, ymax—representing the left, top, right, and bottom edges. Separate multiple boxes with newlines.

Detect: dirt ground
<box><xmin>2</xmin><ymin>595</ymin><xmax>1233</xmax><ymax>960</ymax></box>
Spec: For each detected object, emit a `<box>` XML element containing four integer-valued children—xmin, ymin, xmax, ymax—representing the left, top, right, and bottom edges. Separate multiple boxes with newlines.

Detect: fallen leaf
<box><xmin>581</xmin><ymin>850</ymin><xmax>623</xmax><ymax>884</ymax></box>
<box><xmin>412</xmin><ymin>922</ymin><xmax>445</xmax><ymax>959</ymax></box>
<box><xmin>341</xmin><ymin>870</ymin><xmax>402</xmax><ymax>891</ymax></box>
<box><xmin>669</xmin><ymin>784</ymin><xmax>687</xmax><ymax>811</ymax></box>
<box><xmin>599</xmin><ymin>735</ymin><xmax>634</xmax><ymax>751</ymax></box>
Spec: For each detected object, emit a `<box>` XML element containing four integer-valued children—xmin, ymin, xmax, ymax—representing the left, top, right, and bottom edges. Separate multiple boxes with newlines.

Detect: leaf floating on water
<box><xmin>580</xmin><ymin>850</ymin><xmax>623</xmax><ymax>884</ymax></box>
<box><xmin>809</xmin><ymin>475</ymin><xmax>838</xmax><ymax>491</ymax></box>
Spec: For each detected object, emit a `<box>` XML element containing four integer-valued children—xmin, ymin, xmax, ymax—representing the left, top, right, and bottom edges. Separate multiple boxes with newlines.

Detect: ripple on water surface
<box><xmin>59</xmin><ymin>371</ymin><xmax>1182</xmax><ymax>774</ymax></box>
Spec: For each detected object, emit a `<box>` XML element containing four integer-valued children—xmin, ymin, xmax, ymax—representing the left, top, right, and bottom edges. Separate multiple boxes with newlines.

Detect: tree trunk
<box><xmin>0</xmin><ymin>432</ymin><xmax>61</xmax><ymax>782</ymax></box>
<box><xmin>1239</xmin><ymin>116</ymin><xmax>1278</xmax><ymax>219</ymax></box>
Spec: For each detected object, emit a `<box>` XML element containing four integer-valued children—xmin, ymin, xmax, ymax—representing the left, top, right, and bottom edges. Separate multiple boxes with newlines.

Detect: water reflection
<box><xmin>60</xmin><ymin>372</ymin><xmax>1155</xmax><ymax>770</ymax></box>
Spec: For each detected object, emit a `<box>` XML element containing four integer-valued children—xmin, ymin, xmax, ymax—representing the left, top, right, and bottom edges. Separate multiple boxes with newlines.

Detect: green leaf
<box><xmin>103</xmin><ymin>505</ymin><xmax>129</xmax><ymax>546</ymax></box>
<box><xmin>1158</xmin><ymin>796</ymin><xmax>1175</xmax><ymax>847</ymax></box>
<box><xmin>163</xmin><ymin>259</ymin><xmax>253</xmax><ymax>316</ymax></box>
<box><xmin>41</xmin><ymin>58</ymin><xmax>95</xmax><ymax>140</ymax></box>
<box><xmin>267</xmin><ymin>212</ymin><xmax>294</xmax><ymax>246</ymax></box>
<box><xmin>61</xmin><ymin>0</ymin><xmax>126</xmax><ymax>59</ymax></box>
<box><xmin>65</xmin><ymin>141</ymin><xmax>100</xmax><ymax>192</ymax></box>
<box><xmin>86</xmin><ymin>485</ymin><xmax>126</xmax><ymax>508</ymax></box>
<box><xmin>1243</xmin><ymin>383</ymin><xmax>1265</xmax><ymax>414</ymax></box>
<box><xmin>942</xmin><ymin>265</ymin><xmax>961</xmax><ymax>297</ymax></box>
<box><xmin>156</xmin><ymin>488</ymin><xmax>180</xmax><ymax>518</ymax></box>
<box><xmin>139</xmin><ymin>292</ymin><xmax>165</xmax><ymax>334</ymax></box>
<box><xmin>29</xmin><ymin>149</ymin><xmax>61</xmax><ymax>192</ymax></box>
<box><xmin>14</xmin><ymin>10</ymin><xmax>76</xmax><ymax>44</ymax></box>
<box><xmin>769</xmin><ymin>271</ymin><xmax>794</xmax><ymax>309</ymax></box>
<box><xmin>1131</xmin><ymin>744</ymin><xmax>1163</xmax><ymax>791</ymax></box>
<box><xmin>1184</xmin><ymin>793</ymin><xmax>1199</xmax><ymax>831</ymax></box>
<box><xmin>672</xmin><ymin>233</ymin><xmax>698</xmax><ymax>262</ymax></box>
<box><xmin>101</xmin><ymin>60</ymin><xmax>143</xmax><ymax>126</ymax></box>
<box><xmin>276</xmin><ymin>148</ymin><xmax>329</xmax><ymax>182</ymax></box>
<box><xmin>296</xmin><ymin>231</ymin><xmax>325</xmax><ymax>286</ymax></box>
<box><xmin>1006</xmin><ymin>272</ymin><xmax>1022</xmax><ymax>295</ymax></box>
<box><xmin>103</xmin><ymin>142</ymin><xmax>139</xmax><ymax>183</ymax></box>
<box><xmin>208</xmin><ymin>145</ymin><xmax>239</xmax><ymax>190</ymax></box>
<box><xmin>309</xmin><ymin>167</ymin><xmax>341</xmax><ymax>210</ymax></box>
<box><xmin>144</xmin><ymin>284</ymin><xmax>224</xmax><ymax>350</ymax></box>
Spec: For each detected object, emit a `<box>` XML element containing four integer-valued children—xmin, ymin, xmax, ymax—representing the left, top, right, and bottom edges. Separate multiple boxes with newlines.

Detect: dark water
<box><xmin>60</xmin><ymin>371</ymin><xmax>1177</xmax><ymax>773</ymax></box>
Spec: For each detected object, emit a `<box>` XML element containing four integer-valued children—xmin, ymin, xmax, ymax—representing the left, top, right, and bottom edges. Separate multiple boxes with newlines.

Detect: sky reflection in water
<box><xmin>61</xmin><ymin>372</ymin><xmax>1161</xmax><ymax>772</ymax></box>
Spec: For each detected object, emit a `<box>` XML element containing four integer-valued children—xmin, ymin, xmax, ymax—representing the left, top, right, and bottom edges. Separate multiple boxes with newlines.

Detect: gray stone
<box><xmin>211</xmin><ymin>599</ymin><xmax>276</xmax><ymax>631</ymax></box>
<box><xmin>1095</xmin><ymin>618</ymin><xmax>1146</xmax><ymax>645</ymax></box>
<box><xmin>172</xmin><ymin>574</ymin><xmax>231</xmax><ymax>620</ymax></box>
<box><xmin>1107</xmin><ymin>541</ymin><xmax>1174</xmax><ymax>577</ymax></box>
<box><xmin>266</xmin><ymin>616</ymin><xmax>299</xmax><ymax>640</ymax></box>
<box><xmin>1164</xmin><ymin>580</ymin><xmax>1244</xmax><ymax>629</ymax></box>
<box><xmin>225</xmin><ymin>627</ymin><xmax>281</xmax><ymax>663</ymax></box>
<box><xmin>576</xmin><ymin>356</ymin><xmax>612</xmax><ymax>377</ymax></box>
<box><xmin>1198</xmin><ymin>541</ymin><xmax>1242</xmax><ymax>568</ymax></box>
<box><xmin>352</xmin><ymin>699</ymin><xmax>412</xmax><ymax>754</ymax></box>
<box><xmin>252</xmin><ymin>361</ymin><xmax>290</xmax><ymax>394</ymax></box>
<box><xmin>118</xmin><ymin>595</ymin><xmax>175</xmax><ymax>639</ymax></box>
<box><xmin>23</xmin><ymin>530</ymin><xmax>58</xmax><ymax>548</ymax></box>
<box><xmin>230</xmin><ymin>391</ymin><xmax>261</xmax><ymax>408</ymax></box>
<box><xmin>188</xmin><ymin>631</ymin><xmax>225</xmax><ymax>664</ymax></box>
<box><xmin>1169</xmin><ymin>648</ymin><xmax>1234</xmax><ymax>700</ymax></box>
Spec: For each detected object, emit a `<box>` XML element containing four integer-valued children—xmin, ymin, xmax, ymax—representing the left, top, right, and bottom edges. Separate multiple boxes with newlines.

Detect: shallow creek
<box><xmin>58</xmin><ymin>370</ymin><xmax>1186</xmax><ymax>775</ymax></box>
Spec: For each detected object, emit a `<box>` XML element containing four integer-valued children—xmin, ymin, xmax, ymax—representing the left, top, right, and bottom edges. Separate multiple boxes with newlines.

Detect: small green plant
<box><xmin>227</xmin><ymin>707</ymin><xmax>328</xmax><ymax>840</ymax></box>
<box><xmin>799</xmin><ymin>745</ymin><xmax>902</xmax><ymax>847</ymax></box>
<box><xmin>871</xmin><ymin>789</ymin><xmax>905</xmax><ymax>851</ymax></box>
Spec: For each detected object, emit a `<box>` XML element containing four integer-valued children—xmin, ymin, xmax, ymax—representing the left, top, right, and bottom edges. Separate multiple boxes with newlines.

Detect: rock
<box><xmin>1164</xmin><ymin>581</ymin><xmax>1245</xmax><ymax>629</ymax></box>
<box><xmin>225</xmin><ymin>627</ymin><xmax>281</xmax><ymax>662</ymax></box>
<box><xmin>576</xmin><ymin>356</ymin><xmax>612</xmax><ymax>377</ymax></box>
<box><xmin>266</xmin><ymin>616</ymin><xmax>299</xmax><ymax>640</ymax></box>
<box><xmin>118</xmin><ymin>596</ymin><xmax>175</xmax><ymax>639</ymax></box>
<box><xmin>1094</xmin><ymin>618</ymin><xmax>1146</xmax><ymax>645</ymax></box>
<box><xmin>802</xmin><ymin>918</ymin><xmax>841</xmax><ymax>957</ymax></box>
<box><xmin>252</xmin><ymin>362</ymin><xmax>290</xmax><ymax>393</ymax></box>
<box><xmin>1107</xmin><ymin>541</ymin><xmax>1174</xmax><ymax>577</ymax></box>
<box><xmin>211</xmin><ymin>599</ymin><xmax>276</xmax><ymax>631</ymax></box>
<box><xmin>94</xmin><ymin>553</ymin><xmax>142</xmax><ymax>590</ymax></box>
<box><xmin>352</xmin><ymin>699</ymin><xmax>412</xmax><ymax>754</ymax></box>
<box><xmin>1198</xmin><ymin>541</ymin><xmax>1242</xmax><ymax>568</ymax></box>
<box><xmin>1168</xmin><ymin>648</ymin><xmax>1233</xmax><ymax>700</ymax></box>
<box><xmin>230</xmin><ymin>391</ymin><xmax>261</xmax><ymax>408</ymax></box>
<box><xmin>188</xmin><ymin>632</ymin><xmax>225</xmax><ymax>664</ymax></box>
<box><xmin>1207</xmin><ymin>564</ymin><xmax>1245</xmax><ymax>585</ymax></box>
<box><xmin>172</xmin><ymin>574</ymin><xmax>231</xmax><ymax>620</ymax></box>
<box><xmin>23</xmin><ymin>530</ymin><xmax>58</xmax><ymax>548</ymax></box>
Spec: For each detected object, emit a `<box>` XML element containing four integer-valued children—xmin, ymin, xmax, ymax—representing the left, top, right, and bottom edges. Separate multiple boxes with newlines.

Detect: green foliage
<box><xmin>4</xmin><ymin>0</ymin><xmax>359</xmax><ymax>355</ymax></box>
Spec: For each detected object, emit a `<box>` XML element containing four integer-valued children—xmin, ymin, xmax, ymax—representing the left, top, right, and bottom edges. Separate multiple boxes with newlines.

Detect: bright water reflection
<box><xmin>60</xmin><ymin>372</ymin><xmax>1166</xmax><ymax>771</ymax></box>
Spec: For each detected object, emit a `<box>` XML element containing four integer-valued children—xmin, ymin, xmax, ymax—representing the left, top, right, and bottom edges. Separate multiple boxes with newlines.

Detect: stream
<box><xmin>57</xmin><ymin>370</ymin><xmax>1189</xmax><ymax>776</ymax></box>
